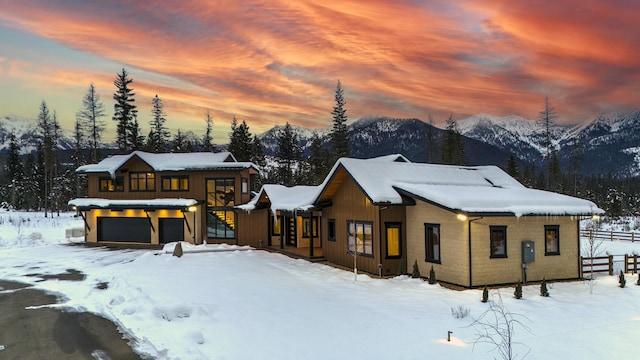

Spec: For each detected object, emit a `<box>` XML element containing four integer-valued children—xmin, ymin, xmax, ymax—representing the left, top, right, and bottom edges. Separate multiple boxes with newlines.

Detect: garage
<box><xmin>97</xmin><ymin>217</ymin><xmax>152</xmax><ymax>243</ymax></box>
<box><xmin>159</xmin><ymin>218</ymin><xmax>185</xmax><ymax>244</ymax></box>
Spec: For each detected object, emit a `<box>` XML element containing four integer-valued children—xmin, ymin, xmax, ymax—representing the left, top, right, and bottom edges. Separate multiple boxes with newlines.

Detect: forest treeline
<box><xmin>0</xmin><ymin>70</ymin><xmax>637</xmax><ymax>220</ymax></box>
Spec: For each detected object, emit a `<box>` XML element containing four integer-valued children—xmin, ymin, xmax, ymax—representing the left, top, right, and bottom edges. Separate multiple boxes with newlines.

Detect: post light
<box><xmin>592</xmin><ymin>214</ymin><xmax>600</xmax><ymax>222</ymax></box>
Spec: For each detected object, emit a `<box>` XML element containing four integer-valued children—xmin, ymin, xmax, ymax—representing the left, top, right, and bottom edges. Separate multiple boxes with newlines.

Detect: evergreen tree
<box><xmin>250</xmin><ymin>135</ymin><xmax>266</xmax><ymax>168</ymax></box>
<box><xmin>4</xmin><ymin>132</ymin><xmax>24</xmax><ymax>209</ymax></box>
<box><xmin>426</xmin><ymin>114</ymin><xmax>436</xmax><ymax>163</ymax></box>
<box><xmin>548</xmin><ymin>151</ymin><xmax>563</xmax><ymax>192</ymax></box>
<box><xmin>441</xmin><ymin>115</ymin><xmax>467</xmax><ymax>165</ymax></box>
<box><xmin>77</xmin><ymin>83</ymin><xmax>106</xmax><ymax>162</ymax></box>
<box><xmin>36</xmin><ymin>101</ymin><xmax>55</xmax><ymax>217</ymax></box>
<box><xmin>540</xmin><ymin>278</ymin><xmax>549</xmax><ymax>297</ymax></box>
<box><xmin>172</xmin><ymin>129</ymin><xmax>188</xmax><ymax>153</ymax></box>
<box><xmin>23</xmin><ymin>149</ymin><xmax>44</xmax><ymax>210</ymax></box>
<box><xmin>428</xmin><ymin>265</ymin><xmax>436</xmax><ymax>284</ymax></box>
<box><xmin>112</xmin><ymin>68</ymin><xmax>137</xmax><ymax>152</ymax></box>
<box><xmin>482</xmin><ymin>286</ymin><xmax>489</xmax><ymax>303</ymax></box>
<box><xmin>514</xmin><ymin>282</ymin><xmax>523</xmax><ymax>299</ymax></box>
<box><xmin>228</xmin><ymin>117</ymin><xmax>253</xmax><ymax>161</ymax></box>
<box><xmin>72</xmin><ymin>116</ymin><xmax>87</xmax><ymax>198</ymax></box>
<box><xmin>537</xmin><ymin>96</ymin><xmax>559</xmax><ymax>190</ymax></box>
<box><xmin>203</xmin><ymin>110</ymin><xmax>214</xmax><ymax>152</ymax></box>
<box><xmin>148</xmin><ymin>94</ymin><xmax>170</xmax><ymax>153</ymax></box>
<box><xmin>411</xmin><ymin>259</ymin><xmax>421</xmax><ymax>278</ymax></box>
<box><xmin>303</xmin><ymin>132</ymin><xmax>331</xmax><ymax>185</ymax></box>
<box><xmin>128</xmin><ymin>115</ymin><xmax>144</xmax><ymax>151</ymax></box>
<box><xmin>50</xmin><ymin>111</ymin><xmax>62</xmax><ymax>215</ymax></box>
<box><xmin>330</xmin><ymin>80</ymin><xmax>349</xmax><ymax>161</ymax></box>
<box><xmin>619</xmin><ymin>271</ymin><xmax>626</xmax><ymax>288</ymax></box>
<box><xmin>275</xmin><ymin>122</ymin><xmax>301</xmax><ymax>186</ymax></box>
<box><xmin>506</xmin><ymin>154</ymin><xmax>519</xmax><ymax>180</ymax></box>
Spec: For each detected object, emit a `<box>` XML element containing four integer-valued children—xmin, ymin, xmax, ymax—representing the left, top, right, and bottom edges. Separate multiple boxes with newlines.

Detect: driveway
<box><xmin>0</xmin><ymin>280</ymin><xmax>143</xmax><ymax>360</ymax></box>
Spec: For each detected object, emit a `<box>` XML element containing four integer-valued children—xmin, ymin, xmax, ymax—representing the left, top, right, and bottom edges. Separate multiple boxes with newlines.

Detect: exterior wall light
<box><xmin>188</xmin><ymin>206</ymin><xmax>197</xmax><ymax>212</ymax></box>
<box><xmin>456</xmin><ymin>213</ymin><xmax>468</xmax><ymax>221</ymax></box>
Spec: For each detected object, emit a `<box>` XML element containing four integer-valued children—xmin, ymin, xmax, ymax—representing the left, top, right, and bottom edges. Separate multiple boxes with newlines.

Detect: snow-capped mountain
<box><xmin>0</xmin><ymin>115</ymin><xmax>74</xmax><ymax>154</ymax></box>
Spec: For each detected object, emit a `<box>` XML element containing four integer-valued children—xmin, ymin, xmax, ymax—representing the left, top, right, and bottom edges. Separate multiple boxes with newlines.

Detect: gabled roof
<box><xmin>315</xmin><ymin>157</ymin><xmax>604</xmax><ymax>217</ymax></box>
<box><xmin>237</xmin><ymin>184</ymin><xmax>320</xmax><ymax>212</ymax></box>
<box><xmin>76</xmin><ymin>151</ymin><xmax>259</xmax><ymax>177</ymax></box>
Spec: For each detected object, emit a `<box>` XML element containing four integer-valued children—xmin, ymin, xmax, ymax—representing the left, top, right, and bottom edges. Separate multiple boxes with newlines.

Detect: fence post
<box><xmin>610</xmin><ymin>231</ymin><xmax>613</xmax><ymax>241</ymax></box>
<box><xmin>608</xmin><ymin>255</ymin><xmax>613</xmax><ymax>275</ymax></box>
<box><xmin>580</xmin><ymin>256</ymin><xmax>584</xmax><ymax>279</ymax></box>
<box><xmin>632</xmin><ymin>233</ymin><xmax>635</xmax><ymax>242</ymax></box>
<box><xmin>625</xmin><ymin>254</ymin><xmax>629</xmax><ymax>273</ymax></box>
<box><xmin>635</xmin><ymin>255</ymin><xmax>638</xmax><ymax>274</ymax></box>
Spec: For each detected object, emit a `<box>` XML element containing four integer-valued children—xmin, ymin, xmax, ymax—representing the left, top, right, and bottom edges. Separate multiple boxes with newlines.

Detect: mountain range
<box><xmin>1</xmin><ymin>111</ymin><xmax>639</xmax><ymax>177</ymax></box>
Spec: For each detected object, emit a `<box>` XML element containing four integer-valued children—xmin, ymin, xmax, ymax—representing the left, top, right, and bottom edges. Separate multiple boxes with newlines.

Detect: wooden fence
<box><xmin>580</xmin><ymin>229</ymin><xmax>638</xmax><ymax>242</ymax></box>
<box><xmin>580</xmin><ymin>254</ymin><xmax>640</xmax><ymax>278</ymax></box>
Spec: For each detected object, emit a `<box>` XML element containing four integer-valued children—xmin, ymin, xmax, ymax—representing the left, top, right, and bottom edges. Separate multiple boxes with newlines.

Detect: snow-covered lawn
<box><xmin>0</xmin><ymin>211</ymin><xmax>639</xmax><ymax>359</ymax></box>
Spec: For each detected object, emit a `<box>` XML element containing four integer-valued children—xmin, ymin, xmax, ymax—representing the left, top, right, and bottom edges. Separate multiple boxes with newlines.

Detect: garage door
<box><xmin>159</xmin><ymin>218</ymin><xmax>184</xmax><ymax>244</ymax></box>
<box><xmin>97</xmin><ymin>217</ymin><xmax>151</xmax><ymax>243</ymax></box>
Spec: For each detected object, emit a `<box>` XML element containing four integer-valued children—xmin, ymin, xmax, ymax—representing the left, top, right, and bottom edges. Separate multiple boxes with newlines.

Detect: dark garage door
<box><xmin>159</xmin><ymin>218</ymin><xmax>184</xmax><ymax>244</ymax></box>
<box><xmin>97</xmin><ymin>217</ymin><xmax>151</xmax><ymax>243</ymax></box>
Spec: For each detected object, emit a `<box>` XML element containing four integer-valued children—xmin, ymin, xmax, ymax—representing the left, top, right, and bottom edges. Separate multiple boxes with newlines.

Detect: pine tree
<box><xmin>228</xmin><ymin>117</ymin><xmax>253</xmax><ymax>161</ymax></box>
<box><xmin>506</xmin><ymin>154</ymin><xmax>519</xmax><ymax>180</ymax></box>
<box><xmin>250</xmin><ymin>135</ymin><xmax>266</xmax><ymax>168</ymax></box>
<box><xmin>112</xmin><ymin>68</ymin><xmax>137</xmax><ymax>152</ymax></box>
<box><xmin>305</xmin><ymin>132</ymin><xmax>331</xmax><ymax>185</ymax></box>
<box><xmin>426</xmin><ymin>114</ymin><xmax>436</xmax><ymax>163</ymax></box>
<box><xmin>537</xmin><ymin>96</ymin><xmax>558</xmax><ymax>190</ymax></box>
<box><xmin>428</xmin><ymin>265</ymin><xmax>436</xmax><ymax>284</ymax></box>
<box><xmin>77</xmin><ymin>83</ymin><xmax>106</xmax><ymax>162</ymax></box>
<box><xmin>72</xmin><ymin>116</ymin><xmax>87</xmax><ymax>198</ymax></box>
<box><xmin>514</xmin><ymin>282</ymin><xmax>523</xmax><ymax>299</ymax></box>
<box><xmin>148</xmin><ymin>94</ymin><xmax>170</xmax><ymax>153</ymax></box>
<box><xmin>128</xmin><ymin>115</ymin><xmax>144</xmax><ymax>151</ymax></box>
<box><xmin>482</xmin><ymin>286</ymin><xmax>489</xmax><ymax>303</ymax></box>
<box><xmin>275</xmin><ymin>122</ymin><xmax>301</xmax><ymax>186</ymax></box>
<box><xmin>619</xmin><ymin>271</ymin><xmax>626</xmax><ymax>288</ymax></box>
<box><xmin>203</xmin><ymin>110</ymin><xmax>214</xmax><ymax>152</ymax></box>
<box><xmin>36</xmin><ymin>101</ymin><xmax>55</xmax><ymax>217</ymax></box>
<box><xmin>441</xmin><ymin>115</ymin><xmax>467</xmax><ymax>165</ymax></box>
<box><xmin>330</xmin><ymin>80</ymin><xmax>349</xmax><ymax>162</ymax></box>
<box><xmin>4</xmin><ymin>132</ymin><xmax>24</xmax><ymax>209</ymax></box>
<box><xmin>540</xmin><ymin>278</ymin><xmax>550</xmax><ymax>297</ymax></box>
<box><xmin>411</xmin><ymin>259</ymin><xmax>421</xmax><ymax>278</ymax></box>
<box><xmin>172</xmin><ymin>129</ymin><xmax>189</xmax><ymax>153</ymax></box>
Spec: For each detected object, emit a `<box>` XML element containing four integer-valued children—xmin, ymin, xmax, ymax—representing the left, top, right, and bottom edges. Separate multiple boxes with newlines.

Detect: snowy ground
<box><xmin>0</xmin><ymin>211</ymin><xmax>639</xmax><ymax>359</ymax></box>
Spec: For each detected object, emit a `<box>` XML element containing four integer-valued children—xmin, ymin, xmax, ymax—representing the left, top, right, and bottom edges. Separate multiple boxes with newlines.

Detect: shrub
<box><xmin>411</xmin><ymin>259</ymin><xmax>421</xmax><ymax>278</ymax></box>
<box><xmin>514</xmin><ymin>282</ymin><xmax>523</xmax><ymax>299</ymax></box>
<box><xmin>637</xmin><ymin>273</ymin><xmax>640</xmax><ymax>286</ymax></box>
<box><xmin>482</xmin><ymin>286</ymin><xmax>489</xmax><ymax>303</ymax></box>
<box><xmin>540</xmin><ymin>278</ymin><xmax>549</xmax><ymax>297</ymax></box>
<box><xmin>428</xmin><ymin>265</ymin><xmax>436</xmax><ymax>284</ymax></box>
<box><xmin>451</xmin><ymin>305</ymin><xmax>470</xmax><ymax>319</ymax></box>
<box><xmin>619</xmin><ymin>271</ymin><xmax>626</xmax><ymax>288</ymax></box>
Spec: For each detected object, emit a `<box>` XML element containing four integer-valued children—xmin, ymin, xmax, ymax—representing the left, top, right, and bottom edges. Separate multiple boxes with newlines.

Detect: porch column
<box><xmin>279</xmin><ymin>214</ymin><xmax>284</xmax><ymax>250</ymax></box>
<box><xmin>309</xmin><ymin>213</ymin><xmax>314</xmax><ymax>258</ymax></box>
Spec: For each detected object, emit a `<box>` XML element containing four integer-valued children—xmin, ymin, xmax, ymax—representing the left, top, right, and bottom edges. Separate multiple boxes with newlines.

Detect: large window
<box><xmin>271</xmin><ymin>216</ymin><xmax>281</xmax><ymax>236</ymax></box>
<box><xmin>347</xmin><ymin>220</ymin><xmax>373</xmax><ymax>257</ymax></box>
<box><xmin>386</xmin><ymin>223</ymin><xmax>402</xmax><ymax>258</ymax></box>
<box><xmin>130</xmin><ymin>172</ymin><xmax>155</xmax><ymax>191</ymax></box>
<box><xmin>207</xmin><ymin>210</ymin><xmax>235</xmax><ymax>239</ymax></box>
<box><xmin>327</xmin><ymin>219</ymin><xmax>336</xmax><ymax>241</ymax></box>
<box><xmin>490</xmin><ymin>226</ymin><xmax>507</xmax><ymax>258</ymax></box>
<box><xmin>99</xmin><ymin>177</ymin><xmax>124</xmax><ymax>192</ymax></box>
<box><xmin>545</xmin><ymin>225</ymin><xmax>560</xmax><ymax>255</ymax></box>
<box><xmin>302</xmin><ymin>217</ymin><xmax>318</xmax><ymax>238</ymax></box>
<box><xmin>207</xmin><ymin>179</ymin><xmax>235</xmax><ymax>207</ymax></box>
<box><xmin>162</xmin><ymin>176</ymin><xmax>189</xmax><ymax>191</ymax></box>
<box><xmin>425</xmin><ymin>223</ymin><xmax>440</xmax><ymax>263</ymax></box>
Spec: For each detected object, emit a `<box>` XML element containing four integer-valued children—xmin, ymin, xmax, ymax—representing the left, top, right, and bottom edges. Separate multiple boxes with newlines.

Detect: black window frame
<box><xmin>129</xmin><ymin>172</ymin><xmax>156</xmax><ymax>192</ymax></box>
<box><xmin>385</xmin><ymin>222</ymin><xmax>402</xmax><ymax>259</ymax></box>
<box><xmin>327</xmin><ymin>219</ymin><xmax>336</xmax><ymax>242</ymax></box>
<box><xmin>207</xmin><ymin>210</ymin><xmax>236</xmax><ymax>239</ymax></box>
<box><xmin>544</xmin><ymin>225</ymin><xmax>560</xmax><ymax>256</ymax></box>
<box><xmin>302</xmin><ymin>216</ymin><xmax>318</xmax><ymax>238</ymax></box>
<box><xmin>347</xmin><ymin>220</ymin><xmax>374</xmax><ymax>257</ymax></box>
<box><xmin>207</xmin><ymin>178</ymin><xmax>235</xmax><ymax>207</ymax></box>
<box><xmin>490</xmin><ymin>226</ymin><xmax>508</xmax><ymax>258</ymax></box>
<box><xmin>98</xmin><ymin>176</ymin><xmax>124</xmax><ymax>192</ymax></box>
<box><xmin>161</xmin><ymin>175</ymin><xmax>189</xmax><ymax>192</ymax></box>
<box><xmin>271</xmin><ymin>215</ymin><xmax>282</xmax><ymax>236</ymax></box>
<box><xmin>424</xmin><ymin>223</ymin><xmax>441</xmax><ymax>263</ymax></box>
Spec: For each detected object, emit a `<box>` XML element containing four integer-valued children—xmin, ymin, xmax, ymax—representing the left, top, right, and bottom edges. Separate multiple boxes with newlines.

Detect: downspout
<box><xmin>468</xmin><ymin>216</ymin><xmax>483</xmax><ymax>288</ymax></box>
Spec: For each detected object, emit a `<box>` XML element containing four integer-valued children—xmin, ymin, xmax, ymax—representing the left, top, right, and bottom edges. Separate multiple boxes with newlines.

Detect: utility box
<box><xmin>521</xmin><ymin>241</ymin><xmax>535</xmax><ymax>263</ymax></box>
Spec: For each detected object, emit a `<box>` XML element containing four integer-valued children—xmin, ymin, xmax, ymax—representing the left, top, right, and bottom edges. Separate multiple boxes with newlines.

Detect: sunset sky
<box><xmin>0</xmin><ymin>0</ymin><xmax>638</xmax><ymax>142</ymax></box>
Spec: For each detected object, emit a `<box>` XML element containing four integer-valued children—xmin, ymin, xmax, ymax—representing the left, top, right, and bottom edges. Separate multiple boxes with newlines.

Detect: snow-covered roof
<box><xmin>316</xmin><ymin>157</ymin><xmax>603</xmax><ymax>216</ymax></box>
<box><xmin>237</xmin><ymin>184</ymin><xmax>320</xmax><ymax>212</ymax></box>
<box><xmin>69</xmin><ymin>198</ymin><xmax>198</xmax><ymax>209</ymax></box>
<box><xmin>76</xmin><ymin>151</ymin><xmax>258</xmax><ymax>177</ymax></box>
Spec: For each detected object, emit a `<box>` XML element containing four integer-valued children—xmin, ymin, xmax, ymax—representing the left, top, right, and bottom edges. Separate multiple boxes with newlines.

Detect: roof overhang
<box><xmin>68</xmin><ymin>198</ymin><xmax>200</xmax><ymax>211</ymax></box>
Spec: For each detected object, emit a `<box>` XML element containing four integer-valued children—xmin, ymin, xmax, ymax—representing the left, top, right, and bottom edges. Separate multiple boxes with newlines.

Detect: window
<box><xmin>99</xmin><ymin>177</ymin><xmax>124</xmax><ymax>192</ymax></box>
<box><xmin>130</xmin><ymin>172</ymin><xmax>155</xmax><ymax>191</ymax></box>
<box><xmin>207</xmin><ymin>178</ymin><xmax>235</xmax><ymax>207</ymax></box>
<box><xmin>425</xmin><ymin>223</ymin><xmax>440</xmax><ymax>263</ymax></box>
<box><xmin>302</xmin><ymin>217</ymin><xmax>318</xmax><ymax>238</ymax></box>
<box><xmin>271</xmin><ymin>216</ymin><xmax>281</xmax><ymax>236</ymax></box>
<box><xmin>386</xmin><ymin>223</ymin><xmax>402</xmax><ymax>258</ymax></box>
<box><xmin>347</xmin><ymin>220</ymin><xmax>373</xmax><ymax>257</ymax></box>
<box><xmin>207</xmin><ymin>210</ymin><xmax>235</xmax><ymax>239</ymax></box>
<box><xmin>327</xmin><ymin>219</ymin><xmax>336</xmax><ymax>241</ymax></box>
<box><xmin>490</xmin><ymin>226</ymin><xmax>507</xmax><ymax>258</ymax></box>
<box><xmin>241</xmin><ymin>178</ymin><xmax>249</xmax><ymax>194</ymax></box>
<box><xmin>545</xmin><ymin>225</ymin><xmax>560</xmax><ymax>255</ymax></box>
<box><xmin>162</xmin><ymin>176</ymin><xmax>189</xmax><ymax>191</ymax></box>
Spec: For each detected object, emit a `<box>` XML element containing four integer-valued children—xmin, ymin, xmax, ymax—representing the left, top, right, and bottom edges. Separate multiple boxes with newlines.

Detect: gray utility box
<box><xmin>521</xmin><ymin>241</ymin><xmax>535</xmax><ymax>263</ymax></box>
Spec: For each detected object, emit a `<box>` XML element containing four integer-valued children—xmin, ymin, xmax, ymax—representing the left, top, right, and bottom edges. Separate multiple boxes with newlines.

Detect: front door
<box><xmin>285</xmin><ymin>216</ymin><xmax>297</xmax><ymax>247</ymax></box>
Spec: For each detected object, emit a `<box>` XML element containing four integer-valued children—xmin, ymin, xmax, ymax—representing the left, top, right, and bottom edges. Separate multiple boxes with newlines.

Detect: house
<box><xmin>237</xmin><ymin>155</ymin><xmax>604</xmax><ymax>288</ymax></box>
<box><xmin>69</xmin><ymin>151</ymin><xmax>259</xmax><ymax>245</ymax></box>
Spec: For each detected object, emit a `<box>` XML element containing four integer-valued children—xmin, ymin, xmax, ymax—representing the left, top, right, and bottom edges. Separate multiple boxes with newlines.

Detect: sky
<box><xmin>0</xmin><ymin>0</ymin><xmax>639</xmax><ymax>142</ymax></box>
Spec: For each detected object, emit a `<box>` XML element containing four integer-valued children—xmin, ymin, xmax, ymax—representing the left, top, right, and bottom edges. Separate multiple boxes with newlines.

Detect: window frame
<box><xmin>327</xmin><ymin>219</ymin><xmax>336</xmax><ymax>242</ymax></box>
<box><xmin>544</xmin><ymin>225</ymin><xmax>560</xmax><ymax>256</ymax></box>
<box><xmin>98</xmin><ymin>176</ymin><xmax>124</xmax><ymax>192</ymax></box>
<box><xmin>385</xmin><ymin>222</ymin><xmax>402</xmax><ymax>259</ymax></box>
<box><xmin>206</xmin><ymin>210</ymin><xmax>236</xmax><ymax>239</ymax></box>
<box><xmin>271</xmin><ymin>216</ymin><xmax>281</xmax><ymax>236</ymax></box>
<box><xmin>302</xmin><ymin>216</ymin><xmax>318</xmax><ymax>238</ymax></box>
<box><xmin>490</xmin><ymin>226</ymin><xmax>508</xmax><ymax>258</ymax></box>
<box><xmin>424</xmin><ymin>223</ymin><xmax>441</xmax><ymax>263</ymax></box>
<box><xmin>207</xmin><ymin>178</ymin><xmax>236</xmax><ymax>207</ymax></box>
<box><xmin>129</xmin><ymin>172</ymin><xmax>156</xmax><ymax>192</ymax></box>
<box><xmin>347</xmin><ymin>220</ymin><xmax>374</xmax><ymax>257</ymax></box>
<box><xmin>161</xmin><ymin>175</ymin><xmax>189</xmax><ymax>192</ymax></box>
<box><xmin>241</xmin><ymin>178</ymin><xmax>249</xmax><ymax>194</ymax></box>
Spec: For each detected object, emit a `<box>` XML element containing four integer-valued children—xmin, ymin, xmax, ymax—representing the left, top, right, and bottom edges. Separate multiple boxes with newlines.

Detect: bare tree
<box><xmin>471</xmin><ymin>291</ymin><xmax>531</xmax><ymax>360</ymax></box>
<box><xmin>582</xmin><ymin>216</ymin><xmax>604</xmax><ymax>294</ymax></box>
